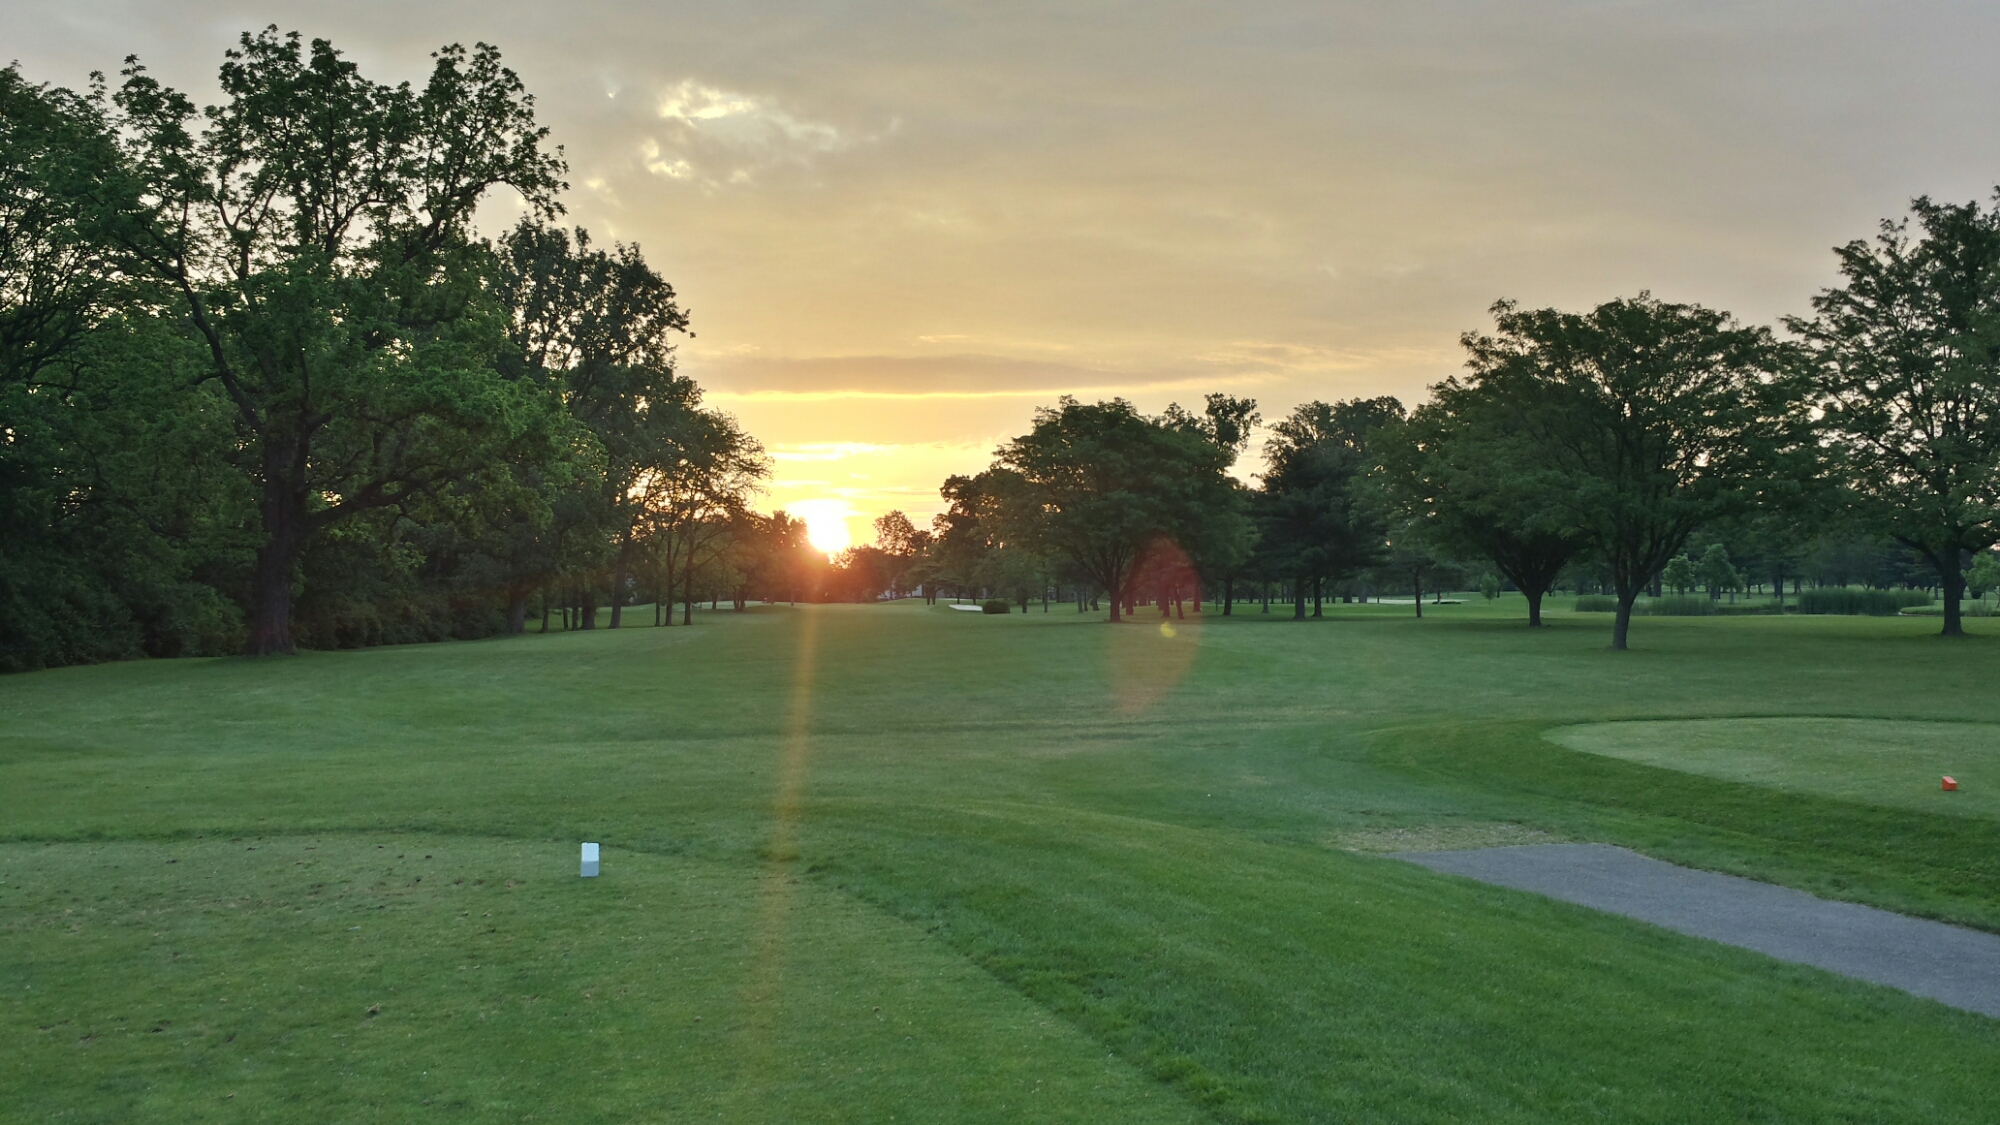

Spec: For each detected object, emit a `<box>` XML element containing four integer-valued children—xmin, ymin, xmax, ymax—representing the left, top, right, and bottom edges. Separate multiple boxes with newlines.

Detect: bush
<box><xmin>1573</xmin><ymin>595</ymin><xmax>1619</xmax><ymax>613</ymax></box>
<box><xmin>1645</xmin><ymin>595</ymin><xmax>1715</xmax><ymax>617</ymax></box>
<box><xmin>1899</xmin><ymin>601</ymin><xmax>1998</xmax><ymax>617</ymax></box>
<box><xmin>1798</xmin><ymin>587</ymin><xmax>1932</xmax><ymax>616</ymax></box>
<box><xmin>981</xmin><ymin>599</ymin><xmax>1011</xmax><ymax>614</ymax></box>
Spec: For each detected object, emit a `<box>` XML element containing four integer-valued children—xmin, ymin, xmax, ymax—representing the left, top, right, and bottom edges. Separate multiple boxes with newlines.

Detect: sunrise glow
<box><xmin>791</xmin><ymin>499</ymin><xmax>855</xmax><ymax>555</ymax></box>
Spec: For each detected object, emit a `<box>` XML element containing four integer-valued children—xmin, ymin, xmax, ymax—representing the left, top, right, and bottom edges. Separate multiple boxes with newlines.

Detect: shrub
<box><xmin>981</xmin><ymin>599</ymin><xmax>1011</xmax><ymax>614</ymax></box>
<box><xmin>1899</xmin><ymin>601</ymin><xmax>1998</xmax><ymax>617</ymax></box>
<box><xmin>1644</xmin><ymin>595</ymin><xmax>1715</xmax><ymax>616</ymax></box>
<box><xmin>1798</xmin><ymin>587</ymin><xmax>1932</xmax><ymax>616</ymax></box>
<box><xmin>1573</xmin><ymin>595</ymin><xmax>1619</xmax><ymax>613</ymax></box>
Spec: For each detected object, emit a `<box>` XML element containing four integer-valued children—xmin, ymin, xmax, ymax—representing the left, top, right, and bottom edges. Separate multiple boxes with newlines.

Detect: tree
<box><xmin>1969</xmin><ymin>549</ymin><xmax>2000</xmax><ymax>599</ymax></box>
<box><xmin>637</xmin><ymin>406</ymin><xmax>769</xmax><ymax>624</ymax></box>
<box><xmin>1255</xmin><ymin>398</ymin><xmax>1402</xmax><ymax>619</ymax></box>
<box><xmin>724</xmin><ymin>509</ymin><xmax>811</xmax><ymax>605</ymax></box>
<box><xmin>0</xmin><ymin>66</ymin><xmax>135</xmax><ymax>387</ymax></box>
<box><xmin>872</xmin><ymin>509</ymin><xmax>930</xmax><ymax>597</ymax></box>
<box><xmin>1383</xmin><ymin>519</ymin><xmax>1439</xmax><ymax>617</ymax></box>
<box><xmin>1661</xmin><ymin>554</ymin><xmax>1697</xmax><ymax>595</ymax></box>
<box><xmin>921</xmin><ymin>474</ymin><xmax>993</xmax><ymax>602</ymax></box>
<box><xmin>105</xmin><ymin>30</ymin><xmax>569</xmax><ymax>653</ymax></box>
<box><xmin>1793</xmin><ymin>195</ymin><xmax>2000</xmax><ymax>636</ymax></box>
<box><xmin>1462</xmin><ymin>296</ymin><xmax>1805</xmax><ymax>649</ymax></box>
<box><xmin>1</xmin><ymin>68</ymin><xmax>253</xmax><ymax>669</ymax></box>
<box><xmin>1379</xmin><ymin>386</ymin><xmax>1589</xmax><ymax>627</ymax></box>
<box><xmin>1164</xmin><ymin>394</ymin><xmax>1260</xmax><ymax>614</ymax></box>
<box><xmin>991</xmin><ymin>397</ymin><xmax>1241</xmax><ymax>623</ymax></box>
<box><xmin>491</xmin><ymin>219</ymin><xmax>696</xmax><ymax>630</ymax></box>
<box><xmin>1697</xmin><ymin>543</ymin><xmax>1739</xmax><ymax>601</ymax></box>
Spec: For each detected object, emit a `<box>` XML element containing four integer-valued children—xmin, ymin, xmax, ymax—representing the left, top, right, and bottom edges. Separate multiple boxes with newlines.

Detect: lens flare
<box><xmin>728</xmin><ymin>606</ymin><xmax>822</xmax><ymax>1110</ymax></box>
<box><xmin>1107</xmin><ymin>539</ymin><xmax>1201</xmax><ymax>714</ymax></box>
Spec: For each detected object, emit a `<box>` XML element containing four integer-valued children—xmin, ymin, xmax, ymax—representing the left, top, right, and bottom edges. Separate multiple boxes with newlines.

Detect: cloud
<box><xmin>658</xmin><ymin>80</ymin><xmax>844</xmax><ymax>153</ymax></box>
<box><xmin>638</xmin><ymin>79</ymin><xmax>857</xmax><ymax>187</ymax></box>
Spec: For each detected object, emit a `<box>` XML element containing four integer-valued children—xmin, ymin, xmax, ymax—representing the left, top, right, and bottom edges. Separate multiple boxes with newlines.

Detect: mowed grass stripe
<box><xmin>807</xmin><ymin>798</ymin><xmax>2000</xmax><ymax>1124</ymax></box>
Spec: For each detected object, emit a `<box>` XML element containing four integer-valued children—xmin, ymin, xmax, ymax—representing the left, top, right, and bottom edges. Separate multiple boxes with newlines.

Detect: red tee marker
<box><xmin>1942</xmin><ymin>776</ymin><xmax>1958</xmax><ymax>792</ymax></box>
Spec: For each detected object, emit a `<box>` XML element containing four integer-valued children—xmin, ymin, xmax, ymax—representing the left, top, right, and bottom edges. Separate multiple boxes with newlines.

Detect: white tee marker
<box><xmin>581</xmin><ymin>842</ymin><xmax>601</xmax><ymax>878</ymax></box>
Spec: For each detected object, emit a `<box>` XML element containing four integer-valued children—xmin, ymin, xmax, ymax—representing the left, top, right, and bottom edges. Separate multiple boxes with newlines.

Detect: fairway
<box><xmin>1549</xmin><ymin>718</ymin><xmax>2000</xmax><ymax>820</ymax></box>
<box><xmin>5</xmin><ymin>600</ymin><xmax>2000</xmax><ymax>1123</ymax></box>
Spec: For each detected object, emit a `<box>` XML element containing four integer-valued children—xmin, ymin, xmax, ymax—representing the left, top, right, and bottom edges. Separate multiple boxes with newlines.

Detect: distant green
<box><xmin>1550</xmin><ymin>717</ymin><xmax>2000</xmax><ymax>820</ymax></box>
<box><xmin>4</xmin><ymin>596</ymin><xmax>1998</xmax><ymax>1123</ymax></box>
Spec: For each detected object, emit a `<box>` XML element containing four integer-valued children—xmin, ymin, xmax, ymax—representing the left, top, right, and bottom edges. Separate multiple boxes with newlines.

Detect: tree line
<box><xmin>9</xmin><ymin>29</ymin><xmax>2000</xmax><ymax>668</ymax></box>
<box><xmin>0</xmin><ymin>31</ymin><xmax>825</xmax><ymax>671</ymax></box>
<box><xmin>872</xmin><ymin>197</ymin><xmax>2000</xmax><ymax>648</ymax></box>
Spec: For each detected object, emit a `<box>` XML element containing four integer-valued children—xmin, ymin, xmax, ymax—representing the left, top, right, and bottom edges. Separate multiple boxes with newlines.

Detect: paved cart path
<box><xmin>1397</xmin><ymin>843</ymin><xmax>2000</xmax><ymax>1019</ymax></box>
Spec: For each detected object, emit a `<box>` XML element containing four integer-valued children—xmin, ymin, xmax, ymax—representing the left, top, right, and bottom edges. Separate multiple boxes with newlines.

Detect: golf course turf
<box><xmin>4</xmin><ymin>597</ymin><xmax>1998</xmax><ymax>1122</ymax></box>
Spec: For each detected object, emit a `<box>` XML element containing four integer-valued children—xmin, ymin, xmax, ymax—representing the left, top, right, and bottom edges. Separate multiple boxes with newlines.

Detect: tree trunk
<box><xmin>1108</xmin><ymin>576</ymin><xmax>1123</xmax><ymax>622</ymax></box>
<box><xmin>1412</xmin><ymin>570</ymin><xmax>1422</xmax><ymax>618</ymax></box>
<box><xmin>1524</xmin><ymin>585</ymin><xmax>1545</xmax><ymax>627</ymax></box>
<box><xmin>244</xmin><ymin>465</ymin><xmax>306</xmax><ymax>656</ymax></box>
<box><xmin>1938</xmin><ymin>550</ymin><xmax>1967</xmax><ymax>637</ymax></box>
<box><xmin>580</xmin><ymin>589</ymin><xmax>597</xmax><ymax>629</ymax></box>
<box><xmin>1611</xmin><ymin>591</ymin><xmax>1638</xmax><ymax>650</ymax></box>
<box><xmin>1312</xmin><ymin>576</ymin><xmax>1323</xmax><ymax>617</ymax></box>
<box><xmin>506</xmin><ymin>588</ymin><xmax>530</xmax><ymax>635</ymax></box>
<box><xmin>1293</xmin><ymin>580</ymin><xmax>1306</xmax><ymax>620</ymax></box>
<box><xmin>609</xmin><ymin>550</ymin><xmax>629</xmax><ymax>629</ymax></box>
<box><xmin>683</xmin><ymin>565</ymin><xmax>695</xmax><ymax>625</ymax></box>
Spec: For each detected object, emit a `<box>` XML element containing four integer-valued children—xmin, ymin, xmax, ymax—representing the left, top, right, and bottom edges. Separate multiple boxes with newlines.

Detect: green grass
<box><xmin>1550</xmin><ymin>718</ymin><xmax>2000</xmax><ymax>820</ymax></box>
<box><xmin>3</xmin><ymin>596</ymin><xmax>1998</xmax><ymax>1122</ymax></box>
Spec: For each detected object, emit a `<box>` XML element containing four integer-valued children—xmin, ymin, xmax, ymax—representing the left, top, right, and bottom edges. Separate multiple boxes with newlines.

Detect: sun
<box><xmin>792</xmin><ymin>499</ymin><xmax>853</xmax><ymax>555</ymax></box>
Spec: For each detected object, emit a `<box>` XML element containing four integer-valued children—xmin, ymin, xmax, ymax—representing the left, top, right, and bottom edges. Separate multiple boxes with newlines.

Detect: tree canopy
<box><xmin>991</xmin><ymin>397</ymin><xmax>1245</xmax><ymax>623</ymax></box>
<box><xmin>1457</xmin><ymin>295</ymin><xmax>1805</xmax><ymax>648</ymax></box>
<box><xmin>1793</xmin><ymin>195</ymin><xmax>2000</xmax><ymax>636</ymax></box>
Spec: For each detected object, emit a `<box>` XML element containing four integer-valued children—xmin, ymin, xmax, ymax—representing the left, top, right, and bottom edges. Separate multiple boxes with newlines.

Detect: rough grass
<box><xmin>2</xmin><ymin>595</ymin><xmax>1997</xmax><ymax>1122</ymax></box>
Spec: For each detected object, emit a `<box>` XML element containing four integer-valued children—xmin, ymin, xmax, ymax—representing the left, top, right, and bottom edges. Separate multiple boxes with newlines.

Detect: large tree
<box><xmin>1255</xmin><ymin>397</ymin><xmax>1402</xmax><ymax>619</ymax></box>
<box><xmin>1379</xmin><ymin>384</ymin><xmax>1589</xmax><ymax>626</ymax></box>
<box><xmin>1463</xmin><ymin>295</ymin><xmax>1805</xmax><ymax>649</ymax></box>
<box><xmin>1</xmin><ymin>67</ymin><xmax>251</xmax><ymax>669</ymax></box>
<box><xmin>106</xmin><ymin>29</ymin><xmax>568</xmax><ymax>653</ymax></box>
<box><xmin>492</xmin><ymin>219</ymin><xmax>697</xmax><ymax>629</ymax></box>
<box><xmin>991</xmin><ymin>397</ymin><xmax>1242</xmax><ymax>623</ymax></box>
<box><xmin>1792</xmin><ymin>195</ymin><xmax>2000</xmax><ymax>636</ymax></box>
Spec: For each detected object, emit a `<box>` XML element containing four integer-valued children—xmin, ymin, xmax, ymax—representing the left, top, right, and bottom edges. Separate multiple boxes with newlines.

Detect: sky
<box><xmin>10</xmin><ymin>1</ymin><xmax>2000</xmax><ymax>551</ymax></box>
